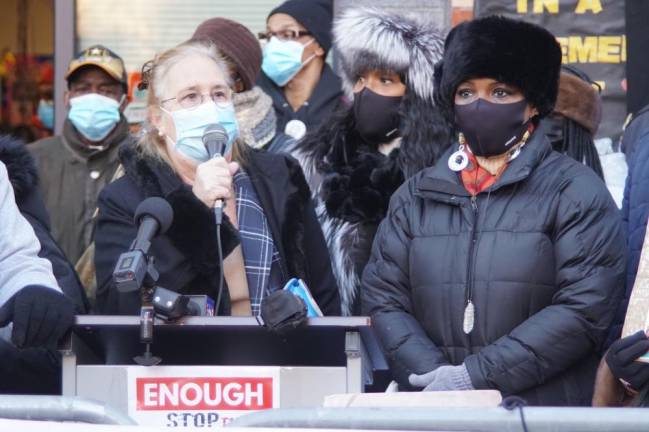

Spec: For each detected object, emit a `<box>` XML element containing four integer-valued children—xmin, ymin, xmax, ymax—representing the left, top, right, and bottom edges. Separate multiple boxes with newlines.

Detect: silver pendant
<box><xmin>448</xmin><ymin>145</ymin><xmax>469</xmax><ymax>172</ymax></box>
<box><xmin>463</xmin><ymin>300</ymin><xmax>475</xmax><ymax>334</ymax></box>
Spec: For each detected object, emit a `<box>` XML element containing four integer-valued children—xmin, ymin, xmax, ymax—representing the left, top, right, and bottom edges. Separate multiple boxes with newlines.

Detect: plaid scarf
<box><xmin>233</xmin><ymin>170</ymin><xmax>284</xmax><ymax>316</ymax></box>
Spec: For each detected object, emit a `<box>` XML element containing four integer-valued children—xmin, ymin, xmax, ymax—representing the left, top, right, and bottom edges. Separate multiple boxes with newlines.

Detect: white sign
<box><xmin>126</xmin><ymin>366</ymin><xmax>280</xmax><ymax>428</ymax></box>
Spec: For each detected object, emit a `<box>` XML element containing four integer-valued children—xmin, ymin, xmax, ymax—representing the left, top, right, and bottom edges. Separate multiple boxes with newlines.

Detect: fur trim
<box><xmin>319</xmin><ymin>213</ymin><xmax>358</xmax><ymax>316</ymax></box>
<box><xmin>118</xmin><ymin>144</ymin><xmax>240</xmax><ymax>275</ymax></box>
<box><xmin>321</xmin><ymin>147</ymin><xmax>403</xmax><ymax>224</ymax></box>
<box><xmin>333</xmin><ymin>7</ymin><xmax>444</xmax><ymax>104</ymax></box>
<box><xmin>555</xmin><ymin>72</ymin><xmax>602</xmax><ymax>135</ymax></box>
<box><xmin>434</xmin><ymin>15</ymin><xmax>562</xmax><ymax>121</ymax></box>
<box><xmin>0</xmin><ymin>135</ymin><xmax>39</xmax><ymax>201</ymax></box>
<box><xmin>281</xmin><ymin>156</ymin><xmax>310</xmax><ymax>279</ymax></box>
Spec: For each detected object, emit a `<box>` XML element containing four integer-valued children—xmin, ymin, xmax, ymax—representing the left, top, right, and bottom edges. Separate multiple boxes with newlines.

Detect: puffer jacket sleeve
<box><xmin>464</xmin><ymin>172</ymin><xmax>626</xmax><ymax>395</ymax></box>
<box><xmin>0</xmin><ymin>162</ymin><xmax>59</xmax><ymax>308</ymax></box>
<box><xmin>362</xmin><ymin>183</ymin><xmax>449</xmax><ymax>386</ymax></box>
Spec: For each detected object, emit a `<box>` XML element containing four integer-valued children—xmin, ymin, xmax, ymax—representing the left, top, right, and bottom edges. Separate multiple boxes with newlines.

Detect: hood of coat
<box><xmin>0</xmin><ymin>134</ymin><xmax>39</xmax><ymax>202</ymax></box>
<box><xmin>332</xmin><ymin>8</ymin><xmax>452</xmax><ymax>177</ymax></box>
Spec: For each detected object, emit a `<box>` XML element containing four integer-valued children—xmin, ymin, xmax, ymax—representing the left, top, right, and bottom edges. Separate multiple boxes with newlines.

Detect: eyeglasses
<box><xmin>160</xmin><ymin>88</ymin><xmax>232</xmax><ymax>110</ymax></box>
<box><xmin>258</xmin><ymin>29</ymin><xmax>312</xmax><ymax>42</ymax></box>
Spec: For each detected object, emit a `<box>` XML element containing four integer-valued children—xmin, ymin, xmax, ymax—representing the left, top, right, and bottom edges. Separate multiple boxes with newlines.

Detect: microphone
<box><xmin>202</xmin><ymin>124</ymin><xmax>229</xmax><ymax>225</ymax></box>
<box><xmin>113</xmin><ymin>197</ymin><xmax>174</xmax><ymax>293</ymax></box>
<box><xmin>133</xmin><ymin>197</ymin><xmax>174</xmax><ymax>254</ymax></box>
<box><xmin>202</xmin><ymin>123</ymin><xmax>229</xmax><ymax>159</ymax></box>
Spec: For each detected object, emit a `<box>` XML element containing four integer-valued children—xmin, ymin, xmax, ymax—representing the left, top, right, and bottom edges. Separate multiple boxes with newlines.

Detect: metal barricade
<box><xmin>228</xmin><ymin>406</ymin><xmax>649</xmax><ymax>431</ymax></box>
<box><xmin>0</xmin><ymin>395</ymin><xmax>137</xmax><ymax>425</ymax></box>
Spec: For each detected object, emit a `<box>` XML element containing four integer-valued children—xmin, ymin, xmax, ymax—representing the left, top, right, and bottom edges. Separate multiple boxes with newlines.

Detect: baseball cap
<box><xmin>66</xmin><ymin>45</ymin><xmax>127</xmax><ymax>88</ymax></box>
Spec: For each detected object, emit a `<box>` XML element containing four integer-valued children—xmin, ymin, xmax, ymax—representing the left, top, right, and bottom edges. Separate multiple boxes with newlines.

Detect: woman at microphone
<box><xmin>94</xmin><ymin>40</ymin><xmax>340</xmax><ymax>316</ymax></box>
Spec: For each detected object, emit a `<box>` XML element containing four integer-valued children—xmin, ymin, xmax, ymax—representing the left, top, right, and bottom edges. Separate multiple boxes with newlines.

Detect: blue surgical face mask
<box><xmin>37</xmin><ymin>99</ymin><xmax>54</xmax><ymax>130</ymax></box>
<box><xmin>261</xmin><ymin>37</ymin><xmax>316</xmax><ymax>87</ymax></box>
<box><xmin>162</xmin><ymin>101</ymin><xmax>239</xmax><ymax>163</ymax></box>
<box><xmin>68</xmin><ymin>93</ymin><xmax>121</xmax><ymax>142</ymax></box>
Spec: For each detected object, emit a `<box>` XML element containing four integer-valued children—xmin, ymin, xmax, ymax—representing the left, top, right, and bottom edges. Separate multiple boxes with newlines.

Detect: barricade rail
<box><xmin>228</xmin><ymin>406</ymin><xmax>649</xmax><ymax>431</ymax></box>
<box><xmin>0</xmin><ymin>395</ymin><xmax>136</xmax><ymax>425</ymax></box>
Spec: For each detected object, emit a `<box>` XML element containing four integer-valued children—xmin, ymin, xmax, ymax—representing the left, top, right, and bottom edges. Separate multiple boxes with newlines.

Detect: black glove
<box><xmin>260</xmin><ymin>290</ymin><xmax>307</xmax><ymax>336</ymax></box>
<box><xmin>0</xmin><ymin>285</ymin><xmax>75</xmax><ymax>350</ymax></box>
<box><xmin>606</xmin><ymin>330</ymin><xmax>649</xmax><ymax>391</ymax></box>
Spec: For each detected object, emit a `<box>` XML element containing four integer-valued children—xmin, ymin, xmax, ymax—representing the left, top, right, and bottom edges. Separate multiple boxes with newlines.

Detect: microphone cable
<box><xmin>214</xmin><ymin>205</ymin><xmax>225</xmax><ymax>315</ymax></box>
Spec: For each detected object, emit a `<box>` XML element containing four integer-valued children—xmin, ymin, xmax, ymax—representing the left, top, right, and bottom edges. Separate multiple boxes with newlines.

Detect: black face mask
<box><xmin>353</xmin><ymin>87</ymin><xmax>402</xmax><ymax>145</ymax></box>
<box><xmin>454</xmin><ymin>99</ymin><xmax>530</xmax><ymax>157</ymax></box>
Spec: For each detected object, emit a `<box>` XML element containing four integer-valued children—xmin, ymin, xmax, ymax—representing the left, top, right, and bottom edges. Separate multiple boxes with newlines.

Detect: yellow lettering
<box><xmin>598</xmin><ymin>36</ymin><xmax>621</xmax><ymax>63</ymax></box>
<box><xmin>556</xmin><ymin>37</ymin><xmax>569</xmax><ymax>64</ymax></box>
<box><xmin>533</xmin><ymin>0</ymin><xmax>559</xmax><ymax>13</ymax></box>
<box><xmin>568</xmin><ymin>36</ymin><xmax>598</xmax><ymax>63</ymax></box>
<box><xmin>517</xmin><ymin>0</ymin><xmax>528</xmax><ymax>13</ymax></box>
<box><xmin>621</xmin><ymin>35</ymin><xmax>627</xmax><ymax>62</ymax></box>
<box><xmin>594</xmin><ymin>81</ymin><xmax>606</xmax><ymax>91</ymax></box>
<box><xmin>575</xmin><ymin>0</ymin><xmax>603</xmax><ymax>14</ymax></box>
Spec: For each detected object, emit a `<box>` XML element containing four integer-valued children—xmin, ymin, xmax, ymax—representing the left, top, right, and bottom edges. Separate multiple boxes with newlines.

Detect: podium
<box><xmin>61</xmin><ymin>316</ymin><xmax>378</xmax><ymax>427</ymax></box>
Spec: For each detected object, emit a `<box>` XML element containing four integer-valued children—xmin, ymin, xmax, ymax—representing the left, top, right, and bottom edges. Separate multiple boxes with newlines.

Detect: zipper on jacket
<box><xmin>463</xmin><ymin>195</ymin><xmax>479</xmax><ymax>335</ymax></box>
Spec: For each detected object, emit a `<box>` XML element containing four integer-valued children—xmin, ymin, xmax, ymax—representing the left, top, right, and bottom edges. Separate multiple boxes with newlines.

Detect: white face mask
<box><xmin>161</xmin><ymin>101</ymin><xmax>239</xmax><ymax>163</ymax></box>
<box><xmin>261</xmin><ymin>37</ymin><xmax>316</xmax><ymax>86</ymax></box>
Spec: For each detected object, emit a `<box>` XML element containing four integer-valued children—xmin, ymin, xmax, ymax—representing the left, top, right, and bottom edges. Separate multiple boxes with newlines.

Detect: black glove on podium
<box><xmin>0</xmin><ymin>285</ymin><xmax>75</xmax><ymax>350</ymax></box>
<box><xmin>606</xmin><ymin>330</ymin><xmax>649</xmax><ymax>391</ymax></box>
<box><xmin>260</xmin><ymin>290</ymin><xmax>307</xmax><ymax>336</ymax></box>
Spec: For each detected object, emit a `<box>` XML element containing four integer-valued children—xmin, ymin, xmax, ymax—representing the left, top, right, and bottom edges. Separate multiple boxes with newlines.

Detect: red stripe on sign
<box><xmin>136</xmin><ymin>377</ymin><xmax>274</xmax><ymax>411</ymax></box>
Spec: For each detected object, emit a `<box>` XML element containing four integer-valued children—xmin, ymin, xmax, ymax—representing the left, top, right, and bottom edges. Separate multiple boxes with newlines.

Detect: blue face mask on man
<box><xmin>162</xmin><ymin>101</ymin><xmax>239</xmax><ymax>163</ymax></box>
<box><xmin>261</xmin><ymin>37</ymin><xmax>316</xmax><ymax>87</ymax></box>
<box><xmin>68</xmin><ymin>93</ymin><xmax>121</xmax><ymax>142</ymax></box>
<box><xmin>37</xmin><ymin>100</ymin><xmax>54</xmax><ymax>130</ymax></box>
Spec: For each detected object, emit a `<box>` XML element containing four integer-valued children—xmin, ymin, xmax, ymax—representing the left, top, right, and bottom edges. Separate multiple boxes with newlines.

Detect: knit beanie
<box><xmin>192</xmin><ymin>18</ymin><xmax>262</xmax><ymax>92</ymax></box>
<box><xmin>268</xmin><ymin>0</ymin><xmax>333</xmax><ymax>52</ymax></box>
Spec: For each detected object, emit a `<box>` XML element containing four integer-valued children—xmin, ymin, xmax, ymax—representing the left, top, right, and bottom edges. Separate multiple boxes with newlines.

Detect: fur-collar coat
<box><xmin>294</xmin><ymin>105</ymin><xmax>449</xmax><ymax>315</ymax></box>
<box><xmin>94</xmin><ymin>143</ymin><xmax>340</xmax><ymax>316</ymax></box>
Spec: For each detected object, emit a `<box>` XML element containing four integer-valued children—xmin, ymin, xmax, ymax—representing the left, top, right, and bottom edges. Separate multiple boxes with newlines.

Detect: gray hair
<box><xmin>138</xmin><ymin>40</ymin><xmax>233</xmax><ymax>162</ymax></box>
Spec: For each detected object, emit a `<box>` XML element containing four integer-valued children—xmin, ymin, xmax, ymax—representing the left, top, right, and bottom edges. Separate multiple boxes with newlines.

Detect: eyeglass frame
<box><xmin>159</xmin><ymin>87</ymin><xmax>233</xmax><ymax>111</ymax></box>
<box><xmin>258</xmin><ymin>29</ymin><xmax>312</xmax><ymax>42</ymax></box>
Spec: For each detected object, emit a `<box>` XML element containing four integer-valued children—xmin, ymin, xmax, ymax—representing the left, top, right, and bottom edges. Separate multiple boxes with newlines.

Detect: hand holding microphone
<box><xmin>192</xmin><ymin>124</ymin><xmax>238</xmax><ymax>222</ymax></box>
<box><xmin>192</xmin><ymin>158</ymin><xmax>238</xmax><ymax>209</ymax></box>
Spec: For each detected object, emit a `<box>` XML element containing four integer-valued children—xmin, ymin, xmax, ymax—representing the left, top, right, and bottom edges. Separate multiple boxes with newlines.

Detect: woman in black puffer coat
<box><xmin>362</xmin><ymin>16</ymin><xmax>625</xmax><ymax>406</ymax></box>
<box><xmin>293</xmin><ymin>7</ymin><xmax>450</xmax><ymax>316</ymax></box>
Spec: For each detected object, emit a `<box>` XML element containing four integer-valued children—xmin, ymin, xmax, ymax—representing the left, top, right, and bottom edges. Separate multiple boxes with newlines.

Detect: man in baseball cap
<box><xmin>29</xmin><ymin>45</ymin><xmax>134</xmax><ymax>265</ymax></box>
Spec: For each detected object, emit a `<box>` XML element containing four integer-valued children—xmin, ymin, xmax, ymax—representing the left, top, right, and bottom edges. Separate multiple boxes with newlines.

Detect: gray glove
<box><xmin>409</xmin><ymin>364</ymin><xmax>475</xmax><ymax>391</ymax></box>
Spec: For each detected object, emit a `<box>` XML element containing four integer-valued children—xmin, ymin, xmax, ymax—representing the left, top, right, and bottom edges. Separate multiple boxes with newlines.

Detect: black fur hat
<box><xmin>434</xmin><ymin>15</ymin><xmax>562</xmax><ymax>122</ymax></box>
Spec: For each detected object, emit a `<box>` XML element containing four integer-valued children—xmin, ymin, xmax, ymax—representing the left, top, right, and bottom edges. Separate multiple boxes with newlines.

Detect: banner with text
<box><xmin>127</xmin><ymin>366</ymin><xmax>280</xmax><ymax>428</ymax></box>
<box><xmin>474</xmin><ymin>0</ymin><xmax>626</xmax><ymax>140</ymax></box>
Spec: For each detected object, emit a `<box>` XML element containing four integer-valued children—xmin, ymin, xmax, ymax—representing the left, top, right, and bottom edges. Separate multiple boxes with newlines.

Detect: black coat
<box><xmin>94</xmin><ymin>143</ymin><xmax>340</xmax><ymax>316</ymax></box>
<box><xmin>362</xmin><ymin>131</ymin><xmax>626</xmax><ymax>406</ymax></box>
<box><xmin>257</xmin><ymin>64</ymin><xmax>343</xmax><ymax>136</ymax></box>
